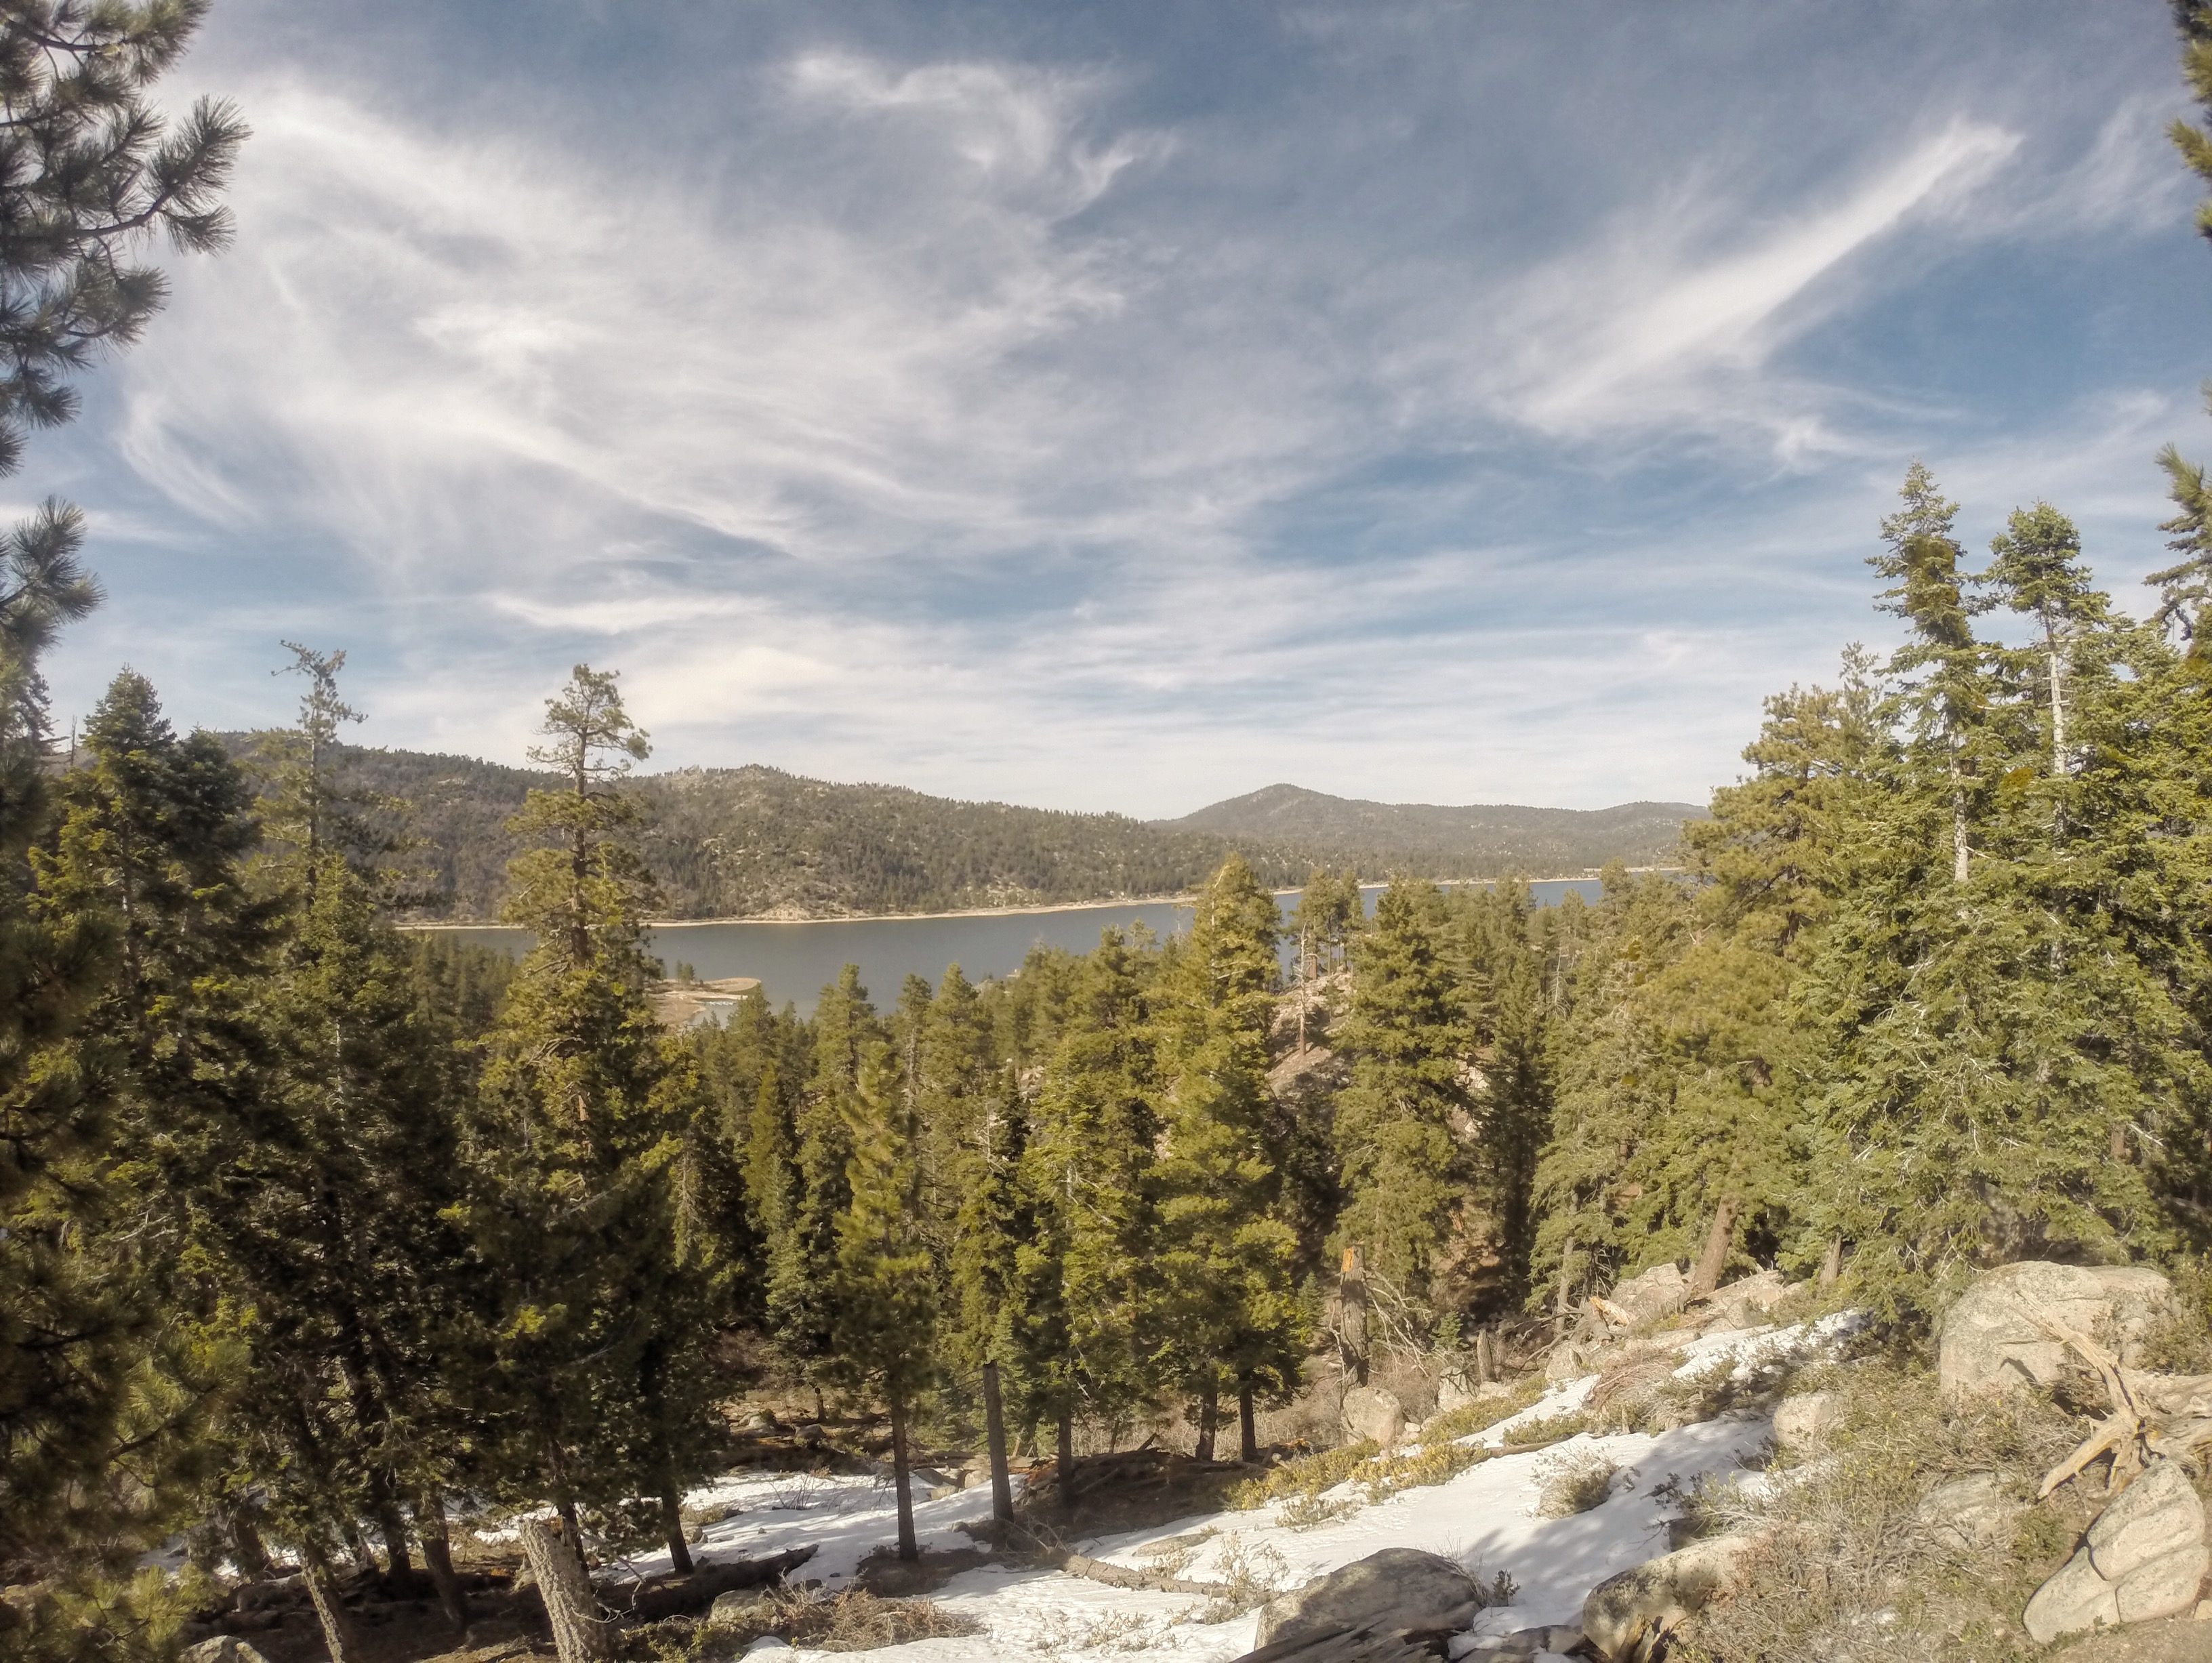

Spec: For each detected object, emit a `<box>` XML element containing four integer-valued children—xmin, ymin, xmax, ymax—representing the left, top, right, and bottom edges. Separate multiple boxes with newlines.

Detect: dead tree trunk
<box><xmin>1689</xmin><ymin>1198</ymin><xmax>1740</xmax><ymax>1300</ymax></box>
<box><xmin>300</xmin><ymin>1539</ymin><xmax>362</xmax><ymax>1663</ymax></box>
<box><xmin>519</xmin><ymin>1517</ymin><xmax>609</xmax><ymax>1663</ymax></box>
<box><xmin>1340</xmin><ymin>1244</ymin><xmax>1369</xmax><ymax>1387</ymax></box>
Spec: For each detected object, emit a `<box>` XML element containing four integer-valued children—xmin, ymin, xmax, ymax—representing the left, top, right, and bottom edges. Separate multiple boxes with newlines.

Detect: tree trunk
<box><xmin>301</xmin><ymin>1539</ymin><xmax>361</xmax><ymax>1663</ymax></box>
<box><xmin>1553</xmin><ymin>1237</ymin><xmax>1578</xmax><ymax>1338</ymax></box>
<box><xmin>888</xmin><ymin>1396</ymin><xmax>920</xmax><ymax>1563</ymax></box>
<box><xmin>415</xmin><ymin>1498</ymin><xmax>469</xmax><ymax>1631</ymax></box>
<box><xmin>660</xmin><ymin>1484</ymin><xmax>694</xmax><ymax>1576</ymax></box>
<box><xmin>1340</xmin><ymin>1244</ymin><xmax>1368</xmax><ymax>1387</ymax></box>
<box><xmin>1689</xmin><ymin>1198</ymin><xmax>1740</xmax><ymax>1300</ymax></box>
<box><xmin>1238</xmin><ymin>1383</ymin><xmax>1258</xmax><ymax>1463</ymax></box>
<box><xmin>981</xmin><ymin>1362</ymin><xmax>1015</xmax><ymax>1525</ymax></box>
<box><xmin>520</xmin><ymin>1517</ymin><xmax>609</xmax><ymax>1663</ymax></box>
<box><xmin>1193</xmin><ymin>1387</ymin><xmax>1219</xmax><ymax>1463</ymax></box>
<box><xmin>373</xmin><ymin>1496</ymin><xmax>417</xmax><ymax>1593</ymax></box>
<box><xmin>1952</xmin><ymin>766</ymin><xmax>1970</xmax><ymax>884</ymax></box>
<box><xmin>2111</xmin><ymin>1122</ymin><xmax>2130</xmax><ymax>1164</ymax></box>
<box><xmin>340</xmin><ymin>1519</ymin><xmax>376</xmax><ymax>1572</ymax></box>
<box><xmin>1818</xmin><ymin>1235</ymin><xmax>1842</xmax><ymax>1291</ymax></box>
<box><xmin>1475</xmin><ymin>1326</ymin><xmax>1496</xmax><ymax>1386</ymax></box>
<box><xmin>1056</xmin><ymin>1404</ymin><xmax>1075</xmax><ymax>1492</ymax></box>
<box><xmin>225</xmin><ymin>1505</ymin><xmax>274</xmax><ymax>1582</ymax></box>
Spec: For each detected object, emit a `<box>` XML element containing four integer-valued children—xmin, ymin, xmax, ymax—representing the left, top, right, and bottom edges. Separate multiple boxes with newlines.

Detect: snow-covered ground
<box><xmin>616</xmin><ymin>1319</ymin><xmax>1853</xmax><ymax>1661</ymax></box>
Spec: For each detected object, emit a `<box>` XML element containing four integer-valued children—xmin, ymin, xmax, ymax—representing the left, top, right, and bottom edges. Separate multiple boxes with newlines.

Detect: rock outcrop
<box><xmin>1938</xmin><ymin>1261</ymin><xmax>2175</xmax><ymax>1398</ymax></box>
<box><xmin>1340</xmin><ymin>1384</ymin><xmax>1406</xmax><ymax>1450</ymax></box>
<box><xmin>1247</xmin><ymin>1548</ymin><xmax>1486</xmax><ymax>1656</ymax></box>
<box><xmin>1582</xmin><ymin>1535</ymin><xmax>1754</xmax><ymax>1663</ymax></box>
<box><xmin>1608</xmin><ymin>1262</ymin><xmax>1690</xmax><ymax>1326</ymax></box>
<box><xmin>2023</xmin><ymin>1460</ymin><xmax>2210</xmax><ymax>1643</ymax></box>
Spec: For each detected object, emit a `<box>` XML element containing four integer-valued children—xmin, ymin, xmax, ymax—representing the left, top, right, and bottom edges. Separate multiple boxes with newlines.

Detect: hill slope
<box><xmin>226</xmin><ymin>742</ymin><xmax>1705</xmax><ymax>919</ymax></box>
<box><xmin>1162</xmin><ymin>783</ymin><xmax>1704</xmax><ymax>876</ymax></box>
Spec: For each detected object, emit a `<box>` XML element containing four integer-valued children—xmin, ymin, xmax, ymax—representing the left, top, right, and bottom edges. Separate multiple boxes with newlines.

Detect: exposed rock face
<box><xmin>1608</xmin><ymin>1263</ymin><xmax>1690</xmax><ymax>1326</ymax></box>
<box><xmin>1938</xmin><ymin>1261</ymin><xmax>2175</xmax><ymax>1398</ymax></box>
<box><xmin>1340</xmin><ymin>1384</ymin><xmax>1406</xmax><ymax>1449</ymax></box>
<box><xmin>2023</xmin><ymin>1460</ymin><xmax>2210</xmax><ymax>1643</ymax></box>
<box><xmin>1771</xmin><ymin>1392</ymin><xmax>1837</xmax><ymax>1458</ymax></box>
<box><xmin>1250</xmin><ymin>1548</ymin><xmax>1484</xmax><ymax>1652</ymax></box>
<box><xmin>1582</xmin><ymin>1535</ymin><xmax>1754</xmax><ymax>1663</ymax></box>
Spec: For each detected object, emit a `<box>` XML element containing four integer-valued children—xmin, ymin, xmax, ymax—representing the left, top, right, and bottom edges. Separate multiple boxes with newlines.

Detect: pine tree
<box><xmin>1009</xmin><ymin>929</ymin><xmax>1159</xmax><ymax>1473</ymax></box>
<box><xmin>1334</xmin><ymin>878</ymin><xmax>1473</xmax><ymax>1309</ymax></box>
<box><xmin>771</xmin><ymin>965</ymin><xmax>882</xmax><ymax>1410</ymax></box>
<box><xmin>825</xmin><ymin>1044</ymin><xmax>937</xmax><ymax>1562</ymax></box>
<box><xmin>469</xmin><ymin>666</ymin><xmax>718</xmax><ymax>1569</ymax></box>
<box><xmin>1151</xmin><ymin>857</ymin><xmax>1304</xmax><ymax>1462</ymax></box>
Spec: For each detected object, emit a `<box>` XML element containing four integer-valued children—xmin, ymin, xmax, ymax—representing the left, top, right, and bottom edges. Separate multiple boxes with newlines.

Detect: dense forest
<box><xmin>12</xmin><ymin>5</ymin><xmax>2212</xmax><ymax>1663</ymax></box>
<box><xmin>208</xmin><ymin>744</ymin><xmax>1696</xmax><ymax>922</ymax></box>
<box><xmin>1164</xmin><ymin>784</ymin><xmax>1702</xmax><ymax>878</ymax></box>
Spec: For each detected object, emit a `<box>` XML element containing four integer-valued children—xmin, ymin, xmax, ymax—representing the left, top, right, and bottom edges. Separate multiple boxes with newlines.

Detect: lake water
<box><xmin>421</xmin><ymin>878</ymin><xmax>1606</xmax><ymax>1009</ymax></box>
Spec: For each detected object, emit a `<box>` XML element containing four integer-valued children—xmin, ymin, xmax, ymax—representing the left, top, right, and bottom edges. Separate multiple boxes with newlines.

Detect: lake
<box><xmin>417</xmin><ymin>878</ymin><xmax>1607</xmax><ymax>1010</ymax></box>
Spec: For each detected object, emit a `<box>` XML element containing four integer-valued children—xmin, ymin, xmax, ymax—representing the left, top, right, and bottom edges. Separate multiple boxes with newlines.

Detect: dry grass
<box><xmin>1534</xmin><ymin>1446</ymin><xmax>1618</xmax><ymax>1518</ymax></box>
<box><xmin>693</xmin><ymin>1586</ymin><xmax>983</xmax><ymax>1656</ymax></box>
<box><xmin>1674</xmin><ymin>1359</ymin><xmax>2102</xmax><ymax>1663</ymax></box>
<box><xmin>1195</xmin><ymin>1534</ymin><xmax>1292</xmax><ymax>1622</ymax></box>
<box><xmin>1420</xmin><ymin>1378</ymin><xmax>1547</xmax><ymax>1444</ymax></box>
<box><xmin>1225</xmin><ymin>1439</ymin><xmax>1381</xmax><ymax>1511</ymax></box>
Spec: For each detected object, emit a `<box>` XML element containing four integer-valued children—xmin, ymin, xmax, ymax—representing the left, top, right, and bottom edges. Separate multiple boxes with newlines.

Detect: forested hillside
<box><xmin>1164</xmin><ymin>784</ymin><xmax>1702</xmax><ymax>875</ymax></box>
<box><xmin>211</xmin><ymin>744</ymin><xmax>1686</xmax><ymax>920</ymax></box>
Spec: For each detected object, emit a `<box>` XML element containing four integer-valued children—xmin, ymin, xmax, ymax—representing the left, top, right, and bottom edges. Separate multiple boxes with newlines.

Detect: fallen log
<box><xmin>603</xmin><ymin>1544</ymin><xmax>819</xmax><ymax>1621</ymax></box>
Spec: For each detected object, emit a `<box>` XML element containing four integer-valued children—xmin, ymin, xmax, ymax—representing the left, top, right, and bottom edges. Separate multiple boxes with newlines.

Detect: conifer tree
<box><xmin>771</xmin><ymin>965</ymin><xmax>882</xmax><ymax>1410</ymax></box>
<box><xmin>1334</xmin><ymin>878</ymin><xmax>1473</xmax><ymax>1308</ymax></box>
<box><xmin>470</xmin><ymin>666</ymin><xmax>717</xmax><ymax>1569</ymax></box>
<box><xmin>1009</xmin><ymin>929</ymin><xmax>1158</xmax><ymax>1473</ymax></box>
<box><xmin>1151</xmin><ymin>857</ymin><xmax>1303</xmax><ymax>1462</ymax></box>
<box><xmin>825</xmin><ymin>1044</ymin><xmax>937</xmax><ymax>1561</ymax></box>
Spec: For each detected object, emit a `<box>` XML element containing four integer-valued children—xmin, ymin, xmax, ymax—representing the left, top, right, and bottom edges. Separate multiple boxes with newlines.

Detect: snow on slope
<box><xmin>636</xmin><ymin>1319</ymin><xmax>1851</xmax><ymax>1660</ymax></box>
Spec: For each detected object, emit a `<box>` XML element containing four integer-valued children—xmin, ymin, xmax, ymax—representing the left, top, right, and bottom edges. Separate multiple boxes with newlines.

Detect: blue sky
<box><xmin>29</xmin><ymin>0</ymin><xmax>2212</xmax><ymax>817</ymax></box>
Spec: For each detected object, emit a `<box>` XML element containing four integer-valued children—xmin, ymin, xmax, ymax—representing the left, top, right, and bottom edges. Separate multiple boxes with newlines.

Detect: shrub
<box><xmin>1420</xmin><ymin>1378</ymin><xmax>1547</xmax><ymax>1444</ymax></box>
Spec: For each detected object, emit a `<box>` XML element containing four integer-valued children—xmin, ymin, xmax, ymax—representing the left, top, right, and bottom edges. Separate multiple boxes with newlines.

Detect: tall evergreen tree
<box><xmin>1334</xmin><ymin>878</ymin><xmax>1473</xmax><ymax>1309</ymax></box>
<box><xmin>468</xmin><ymin>666</ymin><xmax>718</xmax><ymax>1569</ymax></box>
<box><xmin>824</xmin><ymin>1044</ymin><xmax>937</xmax><ymax>1562</ymax></box>
<box><xmin>1150</xmin><ymin>857</ymin><xmax>1303</xmax><ymax>1462</ymax></box>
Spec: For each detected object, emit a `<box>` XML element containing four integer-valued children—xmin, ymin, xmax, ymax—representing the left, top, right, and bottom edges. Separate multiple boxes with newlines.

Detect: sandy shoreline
<box><xmin>396</xmin><ymin>874</ymin><xmax>1619</xmax><ymax>932</ymax></box>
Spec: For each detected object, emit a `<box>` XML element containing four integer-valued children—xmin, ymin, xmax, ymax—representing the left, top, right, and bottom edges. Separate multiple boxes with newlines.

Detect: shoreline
<box><xmin>396</xmin><ymin>872</ymin><xmax>1631</xmax><ymax>932</ymax></box>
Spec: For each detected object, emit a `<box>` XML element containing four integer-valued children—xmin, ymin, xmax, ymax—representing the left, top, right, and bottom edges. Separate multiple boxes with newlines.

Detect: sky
<box><xmin>28</xmin><ymin>0</ymin><xmax>2212</xmax><ymax>818</ymax></box>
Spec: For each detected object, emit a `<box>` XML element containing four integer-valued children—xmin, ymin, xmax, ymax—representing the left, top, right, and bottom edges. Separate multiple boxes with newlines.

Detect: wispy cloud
<box><xmin>35</xmin><ymin>1</ymin><xmax>2211</xmax><ymax>817</ymax></box>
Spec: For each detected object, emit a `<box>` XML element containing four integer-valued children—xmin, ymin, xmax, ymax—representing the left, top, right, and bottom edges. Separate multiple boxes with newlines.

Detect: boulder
<box><xmin>1253</xmin><ymin>1548</ymin><xmax>1484</xmax><ymax>1651</ymax></box>
<box><xmin>2024</xmin><ymin>1553</ymin><xmax>2122</xmax><ymax>1645</ymax></box>
<box><xmin>1938</xmin><ymin>1261</ymin><xmax>2176</xmax><ymax>1399</ymax></box>
<box><xmin>1607</xmin><ymin>1263</ymin><xmax>1690</xmax><ymax>1326</ymax></box>
<box><xmin>1915</xmin><ymin>1471</ymin><xmax>2018</xmax><ymax>1552</ymax></box>
<box><xmin>1707</xmin><ymin>1269</ymin><xmax>1788</xmax><ymax>1328</ymax></box>
<box><xmin>1582</xmin><ymin>1535</ymin><xmax>1754</xmax><ymax>1663</ymax></box>
<box><xmin>2087</xmin><ymin>1461</ymin><xmax>2205</xmax><ymax>1582</ymax></box>
<box><xmin>1770</xmin><ymin>1392</ymin><xmax>1837</xmax><ymax>1458</ymax></box>
<box><xmin>181</xmin><ymin>1641</ymin><xmax>272</xmax><ymax>1663</ymax></box>
<box><xmin>2024</xmin><ymin>1458</ymin><xmax>2210</xmax><ymax>1642</ymax></box>
<box><xmin>1340</xmin><ymin>1384</ymin><xmax>1406</xmax><ymax>1450</ymax></box>
<box><xmin>1437</xmin><ymin>1370</ymin><xmax>1478</xmax><ymax>1413</ymax></box>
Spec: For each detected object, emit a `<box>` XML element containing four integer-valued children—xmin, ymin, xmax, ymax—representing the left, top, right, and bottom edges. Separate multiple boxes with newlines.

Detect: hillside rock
<box><xmin>1340</xmin><ymin>1385</ymin><xmax>1406</xmax><ymax>1449</ymax></box>
<box><xmin>1609</xmin><ymin>1263</ymin><xmax>1690</xmax><ymax>1326</ymax></box>
<box><xmin>1771</xmin><ymin>1392</ymin><xmax>1837</xmax><ymax>1458</ymax></box>
<box><xmin>1583</xmin><ymin>1535</ymin><xmax>1755</xmax><ymax>1662</ymax></box>
<box><xmin>1938</xmin><ymin>1261</ymin><xmax>2176</xmax><ymax>1398</ymax></box>
<box><xmin>1917</xmin><ymin>1471</ymin><xmax>2019</xmax><ymax>1552</ymax></box>
<box><xmin>1707</xmin><ymin>1269</ymin><xmax>1788</xmax><ymax>1328</ymax></box>
<box><xmin>2024</xmin><ymin>1460</ymin><xmax>2209</xmax><ymax>1643</ymax></box>
<box><xmin>1251</xmin><ymin>1548</ymin><xmax>1483</xmax><ymax>1651</ymax></box>
<box><xmin>182</xmin><ymin>1641</ymin><xmax>271</xmax><ymax>1663</ymax></box>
